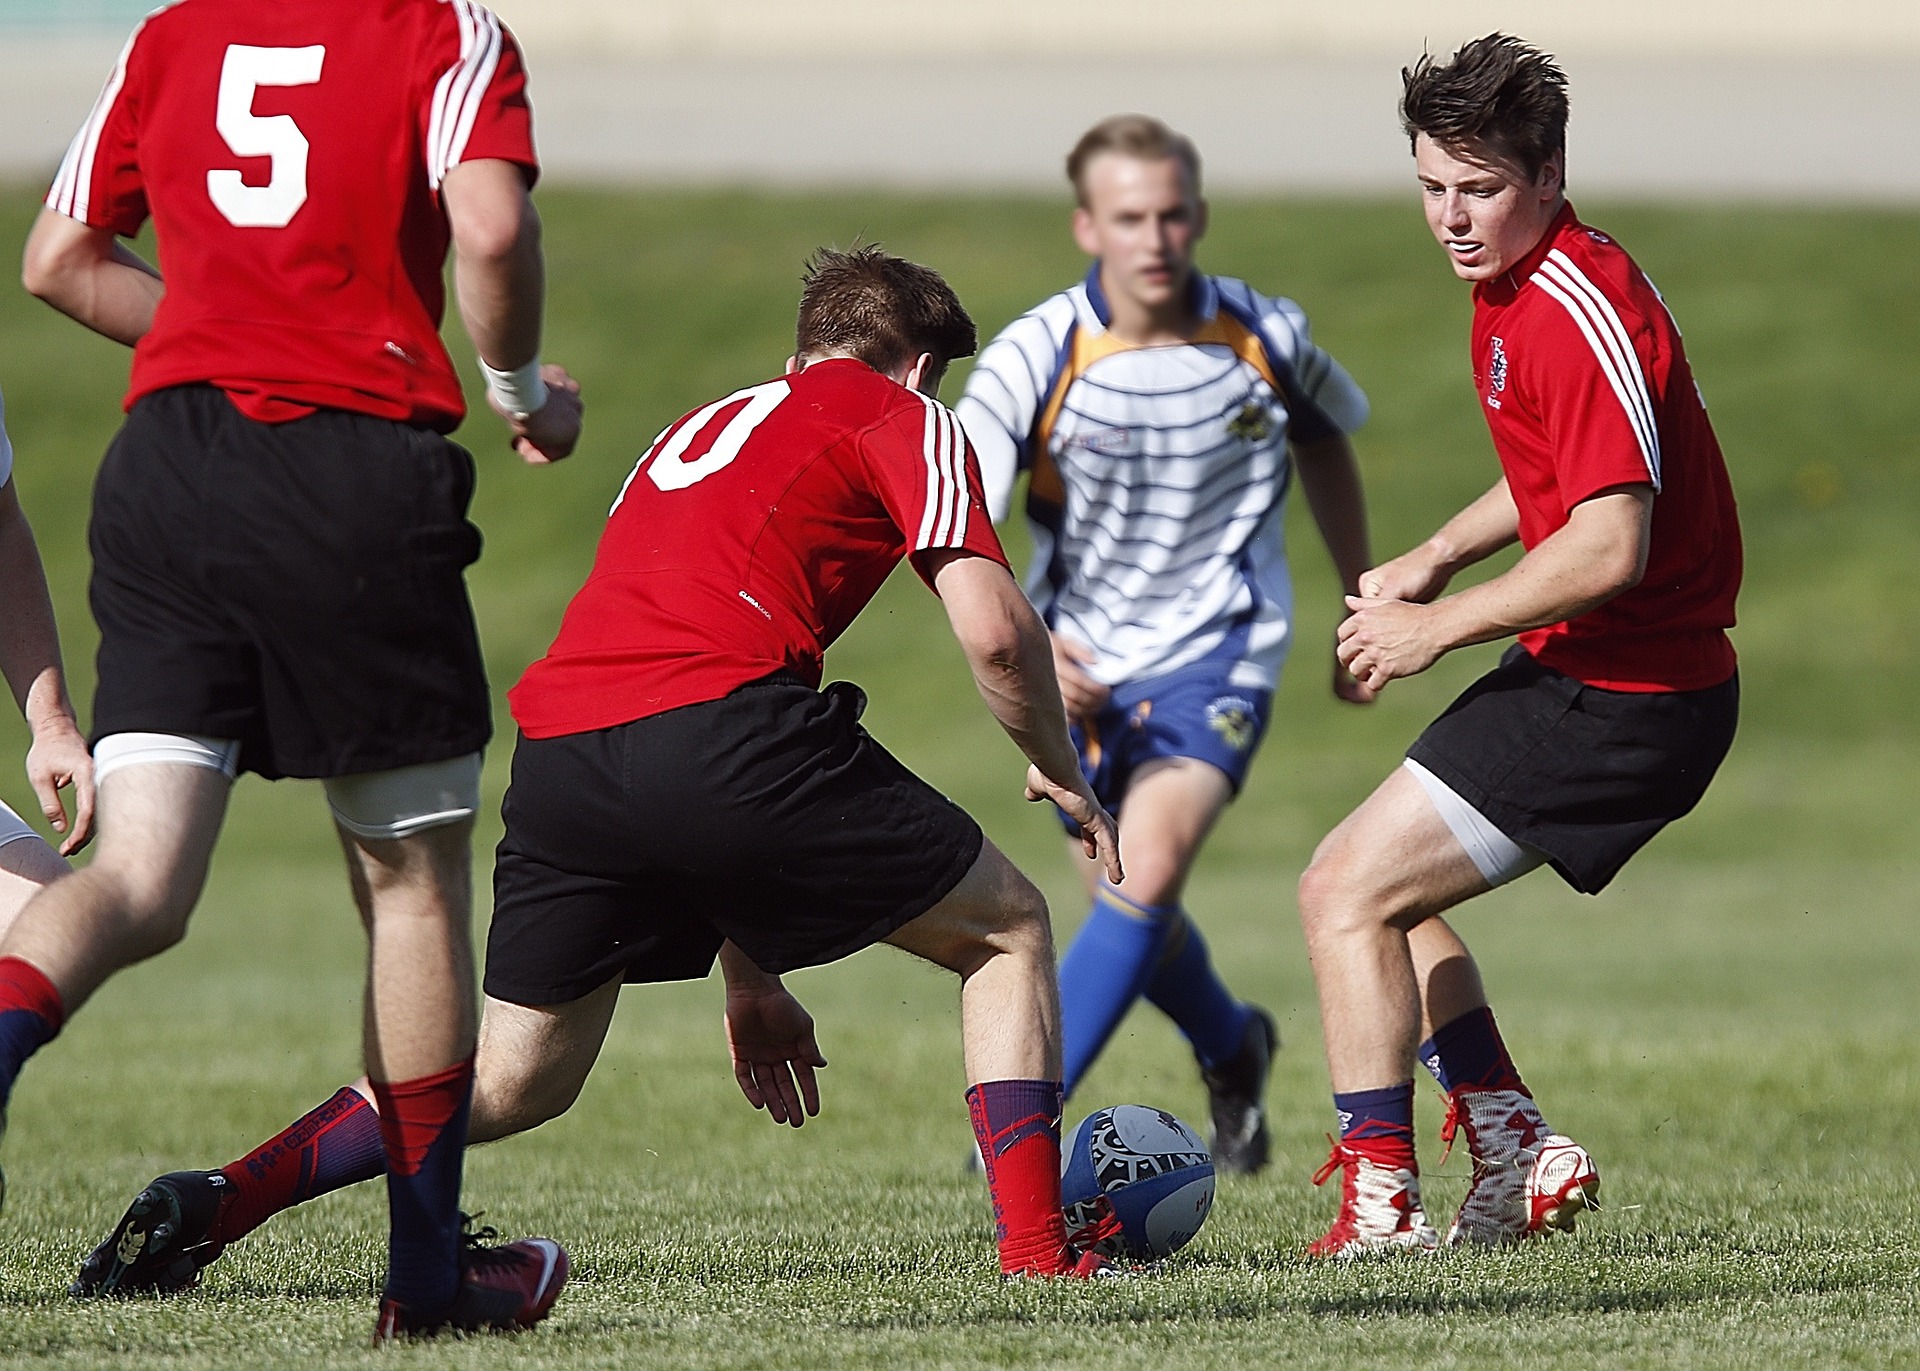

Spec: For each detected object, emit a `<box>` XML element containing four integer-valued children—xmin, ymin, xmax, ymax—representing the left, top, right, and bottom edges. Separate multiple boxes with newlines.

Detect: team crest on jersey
<box><xmin>1487</xmin><ymin>336</ymin><xmax>1509</xmax><ymax>409</ymax></box>
<box><xmin>1206</xmin><ymin>696</ymin><xmax>1258</xmax><ymax>752</ymax></box>
<box><xmin>1226</xmin><ymin>401</ymin><xmax>1275</xmax><ymax>443</ymax></box>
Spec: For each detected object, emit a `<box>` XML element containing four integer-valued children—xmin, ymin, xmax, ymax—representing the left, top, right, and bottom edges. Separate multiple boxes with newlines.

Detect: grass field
<box><xmin>0</xmin><ymin>184</ymin><xmax>1917</xmax><ymax>1368</ymax></box>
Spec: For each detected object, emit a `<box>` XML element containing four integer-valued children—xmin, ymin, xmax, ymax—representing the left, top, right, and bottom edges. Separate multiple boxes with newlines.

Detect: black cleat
<box><xmin>71</xmin><ymin>1170</ymin><xmax>230</xmax><ymax>1297</ymax></box>
<box><xmin>1200</xmin><ymin>1006</ymin><xmax>1279</xmax><ymax>1176</ymax></box>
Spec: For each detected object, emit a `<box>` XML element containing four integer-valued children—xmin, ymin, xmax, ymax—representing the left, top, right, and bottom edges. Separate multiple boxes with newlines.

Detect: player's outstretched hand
<box><xmin>725</xmin><ymin>980</ymin><xmax>827</xmax><ymax>1128</ymax></box>
<box><xmin>497</xmin><ymin>364</ymin><xmax>584</xmax><ymax>465</ymax></box>
<box><xmin>1337</xmin><ymin>595</ymin><xmax>1452</xmax><ymax>695</ymax></box>
<box><xmin>1050</xmin><ymin>634</ymin><xmax>1111</xmax><ymax>723</ymax></box>
<box><xmin>1026</xmin><ymin>764</ymin><xmax>1123</xmax><ymax>886</ymax></box>
<box><xmin>26</xmin><ymin>719</ymin><xmax>95</xmax><ymax>855</ymax></box>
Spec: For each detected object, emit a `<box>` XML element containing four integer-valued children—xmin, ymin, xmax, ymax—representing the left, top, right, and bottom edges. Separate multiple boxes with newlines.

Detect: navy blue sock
<box><xmin>213</xmin><ymin>1086</ymin><xmax>388</xmax><ymax>1242</ymax></box>
<box><xmin>0</xmin><ymin>957</ymin><xmax>64</xmax><ymax>1109</ymax></box>
<box><xmin>371</xmin><ymin>1057</ymin><xmax>474</xmax><ymax>1314</ymax></box>
<box><xmin>1143</xmin><ymin>912</ymin><xmax>1253</xmax><ymax>1069</ymax></box>
<box><xmin>1418</xmin><ymin>1006</ymin><xmax>1528</xmax><ymax>1095</ymax></box>
<box><xmin>1333</xmin><ymin>1082</ymin><xmax>1417</xmax><ymax>1167</ymax></box>
<box><xmin>1059</xmin><ymin>887</ymin><xmax>1177</xmax><ymax>1097</ymax></box>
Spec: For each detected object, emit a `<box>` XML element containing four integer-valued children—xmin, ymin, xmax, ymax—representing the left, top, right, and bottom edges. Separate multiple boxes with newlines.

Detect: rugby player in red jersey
<box><xmin>75</xmin><ymin>247</ymin><xmax>1124</xmax><ymax>1286</ymax></box>
<box><xmin>1298</xmin><ymin>35</ymin><xmax>1742</xmax><ymax>1255</ymax></box>
<box><xmin>2</xmin><ymin>0</ymin><xmax>581</xmax><ymax>1338</ymax></box>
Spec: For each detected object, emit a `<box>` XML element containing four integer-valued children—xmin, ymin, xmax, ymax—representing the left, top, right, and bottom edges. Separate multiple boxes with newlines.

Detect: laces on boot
<box><xmin>1066</xmin><ymin>1196</ymin><xmax>1126</xmax><ymax>1255</ymax></box>
<box><xmin>1311</xmin><ymin>1135</ymin><xmax>1350</xmax><ymax>1186</ymax></box>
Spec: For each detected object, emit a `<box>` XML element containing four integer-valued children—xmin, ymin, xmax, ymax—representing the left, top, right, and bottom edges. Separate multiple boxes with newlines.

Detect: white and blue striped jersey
<box><xmin>957</xmin><ymin>268</ymin><xmax>1367</xmax><ymax>690</ymax></box>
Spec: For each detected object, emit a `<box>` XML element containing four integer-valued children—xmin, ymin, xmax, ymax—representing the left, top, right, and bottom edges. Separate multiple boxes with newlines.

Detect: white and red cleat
<box><xmin>1305</xmin><ymin>1140</ymin><xmax>1440</xmax><ymax>1258</ymax></box>
<box><xmin>1440</xmin><ymin>1089</ymin><xmax>1599</xmax><ymax>1245</ymax></box>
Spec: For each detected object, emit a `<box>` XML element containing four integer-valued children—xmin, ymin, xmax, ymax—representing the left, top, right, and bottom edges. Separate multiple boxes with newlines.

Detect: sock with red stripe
<box><xmin>0</xmin><ymin>957</ymin><xmax>64</xmax><ymax>1108</ymax></box>
<box><xmin>1418</xmin><ymin>1006</ymin><xmax>1530</xmax><ymax>1096</ymax></box>
<box><xmin>209</xmin><ymin>1086</ymin><xmax>387</xmax><ymax>1244</ymax></box>
<box><xmin>966</xmin><ymin>1079</ymin><xmax>1069</xmax><ymax>1275</ymax></box>
<box><xmin>370</xmin><ymin>1057</ymin><xmax>474</xmax><ymax>1315</ymax></box>
<box><xmin>1333</xmin><ymin>1081</ymin><xmax>1417</xmax><ymax>1172</ymax></box>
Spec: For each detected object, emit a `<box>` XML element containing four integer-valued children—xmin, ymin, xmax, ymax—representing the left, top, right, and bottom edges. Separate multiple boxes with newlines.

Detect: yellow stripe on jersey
<box><xmin>1030</xmin><ymin>310</ymin><xmax>1280</xmax><ymax>469</ymax></box>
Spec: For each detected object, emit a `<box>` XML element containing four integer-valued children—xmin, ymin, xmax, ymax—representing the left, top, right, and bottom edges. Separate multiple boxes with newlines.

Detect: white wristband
<box><xmin>480</xmin><ymin>356</ymin><xmax>549</xmax><ymax>420</ymax></box>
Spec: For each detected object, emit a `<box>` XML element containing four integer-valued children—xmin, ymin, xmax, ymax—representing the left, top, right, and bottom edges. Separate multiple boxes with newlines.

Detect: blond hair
<box><xmin>1066</xmin><ymin>114</ymin><xmax>1203</xmax><ymax>206</ymax></box>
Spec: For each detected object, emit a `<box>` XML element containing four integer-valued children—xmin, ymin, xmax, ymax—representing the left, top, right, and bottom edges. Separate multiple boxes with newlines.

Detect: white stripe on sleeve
<box><xmin>49</xmin><ymin>22</ymin><xmax>142</xmax><ymax>222</ymax></box>
<box><xmin>945</xmin><ymin>408</ymin><xmax>973</xmax><ymax>547</ymax></box>
<box><xmin>1540</xmin><ymin>251</ymin><xmax>1661</xmax><ymax>482</ymax></box>
<box><xmin>915</xmin><ymin>398</ymin><xmax>944</xmax><ymax>548</ymax></box>
<box><xmin>1530</xmin><ymin>259</ymin><xmax>1663</xmax><ymax>489</ymax></box>
<box><xmin>427</xmin><ymin>0</ymin><xmax>504</xmax><ymax>189</ymax></box>
<box><xmin>444</xmin><ymin>4</ymin><xmax>504</xmax><ymax>176</ymax></box>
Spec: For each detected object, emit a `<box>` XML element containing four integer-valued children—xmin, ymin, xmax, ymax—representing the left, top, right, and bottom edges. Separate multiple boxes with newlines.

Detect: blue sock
<box><xmin>0</xmin><ymin>957</ymin><xmax>64</xmax><ymax>1110</ymax></box>
<box><xmin>1059</xmin><ymin>887</ymin><xmax>1177</xmax><ymax>1098</ymax></box>
<box><xmin>1143</xmin><ymin>912</ymin><xmax>1254</xmax><ymax>1069</ymax></box>
<box><xmin>1417</xmin><ymin>1007</ymin><xmax>1529</xmax><ymax>1095</ymax></box>
<box><xmin>371</xmin><ymin>1057</ymin><xmax>474</xmax><ymax>1315</ymax></box>
<box><xmin>1333</xmin><ymin>1082</ymin><xmax>1416</xmax><ymax>1157</ymax></box>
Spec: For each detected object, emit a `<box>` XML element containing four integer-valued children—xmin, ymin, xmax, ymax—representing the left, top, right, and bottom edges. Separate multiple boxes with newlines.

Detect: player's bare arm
<box><xmin>719</xmin><ymin>941</ymin><xmax>826</xmax><ymax>1128</ymax></box>
<box><xmin>20</xmin><ymin>210</ymin><xmax>163</xmax><ymax>348</ymax></box>
<box><xmin>1339</xmin><ymin>484</ymin><xmax>1653</xmax><ymax>691</ymax></box>
<box><xmin>0</xmin><ymin>478</ymin><xmax>92</xmax><ymax>852</ymax></box>
<box><xmin>441</xmin><ymin>159</ymin><xmax>583</xmax><ymax>466</ymax></box>
<box><xmin>1292</xmin><ymin>431</ymin><xmax>1376</xmax><ymax>703</ymax></box>
<box><xmin>930</xmin><ymin>550</ymin><xmax>1123</xmax><ymax>885</ymax></box>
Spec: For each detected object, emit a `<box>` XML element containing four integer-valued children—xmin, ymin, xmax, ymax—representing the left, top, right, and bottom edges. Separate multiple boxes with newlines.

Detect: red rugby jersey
<box><xmin>1472</xmin><ymin>202</ymin><xmax>1742</xmax><ymax>692</ymax></box>
<box><xmin>47</xmin><ymin>0</ymin><xmax>538</xmax><ymax>430</ymax></box>
<box><xmin>509</xmin><ymin>359</ymin><xmax>1011</xmax><ymax>737</ymax></box>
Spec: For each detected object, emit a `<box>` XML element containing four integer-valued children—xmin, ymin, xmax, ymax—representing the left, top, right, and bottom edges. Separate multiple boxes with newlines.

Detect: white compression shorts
<box><xmin>325</xmin><ymin>753</ymin><xmax>482</xmax><ymax>842</ymax></box>
<box><xmin>92</xmin><ymin>733</ymin><xmax>481</xmax><ymax>842</ymax></box>
<box><xmin>0</xmin><ymin>798</ymin><xmax>39</xmax><ymax>850</ymax></box>
<box><xmin>1403</xmin><ymin>758</ymin><xmax>1546</xmax><ymax>889</ymax></box>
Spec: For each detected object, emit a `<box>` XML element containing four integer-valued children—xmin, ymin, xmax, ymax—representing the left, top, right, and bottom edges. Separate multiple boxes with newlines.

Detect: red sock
<box><xmin>211</xmin><ymin>1086</ymin><xmax>388</xmax><ymax>1244</ymax></box>
<box><xmin>0</xmin><ymin>956</ymin><xmax>65</xmax><ymax>1099</ymax></box>
<box><xmin>967</xmin><ymin>1079</ymin><xmax>1069</xmax><ymax>1276</ymax></box>
<box><xmin>371</xmin><ymin>1057</ymin><xmax>474</xmax><ymax>1312</ymax></box>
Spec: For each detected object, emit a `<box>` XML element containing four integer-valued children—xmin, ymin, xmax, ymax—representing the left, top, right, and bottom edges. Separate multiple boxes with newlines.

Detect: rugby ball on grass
<box><xmin>1060</xmin><ymin>1104</ymin><xmax>1214</xmax><ymax>1261</ymax></box>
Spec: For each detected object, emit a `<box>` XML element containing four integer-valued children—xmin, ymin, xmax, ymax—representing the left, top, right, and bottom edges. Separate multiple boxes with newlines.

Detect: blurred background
<box><xmin>3</xmin><ymin>0</ymin><xmax>1918</xmax><ymax>198</ymax></box>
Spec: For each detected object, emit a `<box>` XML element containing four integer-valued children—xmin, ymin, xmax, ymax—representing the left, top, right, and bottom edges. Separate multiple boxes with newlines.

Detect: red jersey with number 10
<box><xmin>1473</xmin><ymin>203</ymin><xmax>1741</xmax><ymax>692</ymax></box>
<box><xmin>47</xmin><ymin>0</ymin><xmax>538</xmax><ymax>430</ymax></box>
<box><xmin>509</xmin><ymin>359</ymin><xmax>1011</xmax><ymax>738</ymax></box>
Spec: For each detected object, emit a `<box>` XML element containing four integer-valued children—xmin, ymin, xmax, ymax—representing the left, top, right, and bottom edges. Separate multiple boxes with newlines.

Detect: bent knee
<box><xmin>1297</xmin><ymin>844</ymin><xmax>1379</xmax><ymax>938</ymax></box>
<box><xmin>474</xmin><ymin>1070</ymin><xmax>579</xmax><ymax>1139</ymax></box>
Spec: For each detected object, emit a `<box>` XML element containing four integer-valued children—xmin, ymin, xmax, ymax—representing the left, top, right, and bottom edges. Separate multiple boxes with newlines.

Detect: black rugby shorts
<box><xmin>88</xmin><ymin>385</ymin><xmax>491</xmax><ymax>779</ymax></box>
<box><xmin>1407</xmin><ymin>645</ymin><xmax>1739</xmax><ymax>893</ymax></box>
<box><xmin>484</xmin><ymin>675</ymin><xmax>986</xmax><ymax>1006</ymax></box>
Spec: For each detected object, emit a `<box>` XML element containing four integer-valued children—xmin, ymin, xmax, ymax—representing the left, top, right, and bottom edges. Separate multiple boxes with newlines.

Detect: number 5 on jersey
<box><xmin>611</xmin><ymin>380</ymin><xmax>792</xmax><ymax>513</ymax></box>
<box><xmin>208</xmin><ymin>44</ymin><xmax>325</xmax><ymax>229</ymax></box>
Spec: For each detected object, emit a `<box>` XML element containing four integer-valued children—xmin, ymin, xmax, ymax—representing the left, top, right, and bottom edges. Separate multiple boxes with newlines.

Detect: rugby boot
<box><xmin>1198</xmin><ymin>1006</ymin><xmax>1279</xmax><ymax>1176</ymax></box>
<box><xmin>371</xmin><ymin>1226</ymin><xmax>569</xmax><ymax>1343</ymax></box>
<box><xmin>1440</xmin><ymin>1088</ymin><xmax>1600</xmax><ymax>1245</ymax></box>
<box><xmin>1305</xmin><ymin>1139</ymin><xmax>1440</xmax><ymax>1258</ymax></box>
<box><xmin>71</xmin><ymin>1170</ymin><xmax>230</xmax><ymax>1297</ymax></box>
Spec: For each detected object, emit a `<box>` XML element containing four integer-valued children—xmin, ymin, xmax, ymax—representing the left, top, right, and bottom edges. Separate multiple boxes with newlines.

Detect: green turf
<box><xmin>0</xmin><ymin>185</ymin><xmax>1916</xmax><ymax>1368</ymax></box>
